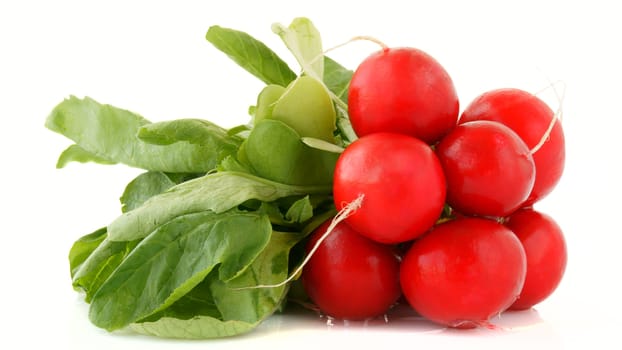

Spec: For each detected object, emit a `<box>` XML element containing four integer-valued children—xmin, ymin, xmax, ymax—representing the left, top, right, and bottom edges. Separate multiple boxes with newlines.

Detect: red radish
<box><xmin>400</xmin><ymin>217</ymin><xmax>527</xmax><ymax>328</ymax></box>
<box><xmin>436</xmin><ymin>120</ymin><xmax>535</xmax><ymax>217</ymax></box>
<box><xmin>348</xmin><ymin>47</ymin><xmax>459</xmax><ymax>144</ymax></box>
<box><xmin>459</xmin><ymin>88</ymin><xmax>565</xmax><ymax>206</ymax></box>
<box><xmin>333</xmin><ymin>132</ymin><xmax>446</xmax><ymax>243</ymax></box>
<box><xmin>504</xmin><ymin>208</ymin><xmax>567</xmax><ymax>310</ymax></box>
<box><xmin>301</xmin><ymin>219</ymin><xmax>401</xmax><ymax>320</ymax></box>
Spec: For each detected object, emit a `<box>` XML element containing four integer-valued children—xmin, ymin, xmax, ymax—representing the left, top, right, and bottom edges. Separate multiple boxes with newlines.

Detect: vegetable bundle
<box><xmin>47</xmin><ymin>17</ymin><xmax>566</xmax><ymax>338</ymax></box>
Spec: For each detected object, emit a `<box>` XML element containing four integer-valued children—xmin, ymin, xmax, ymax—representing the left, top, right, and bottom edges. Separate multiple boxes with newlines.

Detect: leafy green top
<box><xmin>50</xmin><ymin>17</ymin><xmax>351</xmax><ymax>339</ymax></box>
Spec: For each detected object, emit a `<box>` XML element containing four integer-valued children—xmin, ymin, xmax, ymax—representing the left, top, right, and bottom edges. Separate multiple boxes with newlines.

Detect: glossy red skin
<box><xmin>505</xmin><ymin>209</ymin><xmax>567</xmax><ymax>310</ymax></box>
<box><xmin>460</xmin><ymin>88</ymin><xmax>565</xmax><ymax>206</ymax></box>
<box><xmin>436</xmin><ymin>120</ymin><xmax>535</xmax><ymax>217</ymax></box>
<box><xmin>400</xmin><ymin>218</ymin><xmax>527</xmax><ymax>328</ymax></box>
<box><xmin>301</xmin><ymin>219</ymin><xmax>401</xmax><ymax>320</ymax></box>
<box><xmin>333</xmin><ymin>132</ymin><xmax>446</xmax><ymax>243</ymax></box>
<box><xmin>348</xmin><ymin>47</ymin><xmax>459</xmax><ymax>144</ymax></box>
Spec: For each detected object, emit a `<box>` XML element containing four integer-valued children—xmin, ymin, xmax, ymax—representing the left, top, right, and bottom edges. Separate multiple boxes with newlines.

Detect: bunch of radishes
<box><xmin>301</xmin><ymin>45</ymin><xmax>567</xmax><ymax>328</ymax></box>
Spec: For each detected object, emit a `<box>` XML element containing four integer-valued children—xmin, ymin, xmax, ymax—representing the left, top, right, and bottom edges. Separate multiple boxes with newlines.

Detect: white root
<box><xmin>530</xmin><ymin>80</ymin><xmax>566</xmax><ymax>155</ymax></box>
<box><xmin>307</xmin><ymin>35</ymin><xmax>389</xmax><ymax>69</ymax></box>
<box><xmin>323</xmin><ymin>35</ymin><xmax>389</xmax><ymax>56</ymax></box>
<box><xmin>232</xmin><ymin>194</ymin><xmax>365</xmax><ymax>290</ymax></box>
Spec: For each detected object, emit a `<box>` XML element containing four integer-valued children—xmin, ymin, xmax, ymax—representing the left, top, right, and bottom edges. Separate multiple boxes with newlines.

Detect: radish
<box><xmin>333</xmin><ymin>132</ymin><xmax>446</xmax><ymax>243</ymax></box>
<box><xmin>347</xmin><ymin>47</ymin><xmax>459</xmax><ymax>144</ymax></box>
<box><xmin>400</xmin><ymin>217</ymin><xmax>527</xmax><ymax>328</ymax></box>
<box><xmin>504</xmin><ymin>208</ymin><xmax>567</xmax><ymax>310</ymax></box>
<box><xmin>301</xmin><ymin>218</ymin><xmax>401</xmax><ymax>320</ymax></box>
<box><xmin>459</xmin><ymin>88</ymin><xmax>565</xmax><ymax>206</ymax></box>
<box><xmin>435</xmin><ymin>120</ymin><xmax>536</xmax><ymax>217</ymax></box>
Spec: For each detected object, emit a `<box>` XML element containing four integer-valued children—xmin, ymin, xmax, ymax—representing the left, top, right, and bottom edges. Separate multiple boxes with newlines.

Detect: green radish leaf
<box><xmin>72</xmin><ymin>235</ymin><xmax>141</xmax><ymax>302</ymax></box>
<box><xmin>120</xmin><ymin>171</ymin><xmax>177</xmax><ymax>213</ymax></box>
<box><xmin>243</xmin><ymin>119</ymin><xmax>338</xmax><ymax>186</ymax></box>
<box><xmin>253</xmin><ymin>84</ymin><xmax>286</xmax><ymax>125</ymax></box>
<box><xmin>56</xmin><ymin>144</ymin><xmax>116</xmax><ymax>168</ymax></box>
<box><xmin>138</xmin><ymin>277</ymin><xmax>221</xmax><ymax>322</ymax></box>
<box><xmin>209</xmin><ymin>230</ymin><xmax>299</xmax><ymax>320</ymax></box>
<box><xmin>271</xmin><ymin>76</ymin><xmax>336</xmax><ymax>142</ymax></box>
<box><xmin>131</xmin><ymin>230</ymin><xmax>300</xmax><ymax>339</ymax></box>
<box><xmin>217</xmin><ymin>154</ymin><xmax>252</xmax><ymax>173</ymax></box>
<box><xmin>250</xmin><ymin>195</ymin><xmax>325</xmax><ymax>228</ymax></box>
<box><xmin>131</xmin><ymin>315</ymin><xmax>257</xmax><ymax>339</ymax></box>
<box><xmin>68</xmin><ymin>227</ymin><xmax>107</xmax><ymax>278</ymax></box>
<box><xmin>253</xmin><ymin>202</ymin><xmax>289</xmax><ymax>226</ymax></box>
<box><xmin>323</xmin><ymin>56</ymin><xmax>353</xmax><ymax>104</ymax></box>
<box><xmin>272</xmin><ymin>17</ymin><xmax>324</xmax><ymax>79</ymax></box>
<box><xmin>301</xmin><ymin>137</ymin><xmax>345</xmax><ymax>153</ymax></box>
<box><xmin>206</xmin><ymin>25</ymin><xmax>297</xmax><ymax>86</ymax></box>
<box><xmin>46</xmin><ymin>96</ymin><xmax>219</xmax><ymax>173</ymax></box>
<box><xmin>120</xmin><ymin>171</ymin><xmax>202</xmax><ymax>214</ymax></box>
<box><xmin>107</xmin><ymin>171</ymin><xmax>331</xmax><ymax>242</ymax></box>
<box><xmin>336</xmin><ymin>108</ymin><xmax>358</xmax><ymax>144</ymax></box>
<box><xmin>137</xmin><ymin>118</ymin><xmax>242</xmax><ymax>156</ymax></box>
<box><xmin>89</xmin><ymin>210</ymin><xmax>272</xmax><ymax>331</ymax></box>
<box><xmin>284</xmin><ymin>196</ymin><xmax>314</xmax><ymax>223</ymax></box>
<box><xmin>227</xmin><ymin>124</ymin><xmax>251</xmax><ymax>136</ymax></box>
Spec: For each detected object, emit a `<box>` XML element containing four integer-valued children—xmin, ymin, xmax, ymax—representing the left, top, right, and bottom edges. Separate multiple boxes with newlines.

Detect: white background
<box><xmin>1</xmin><ymin>0</ymin><xmax>621</xmax><ymax>349</ymax></box>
